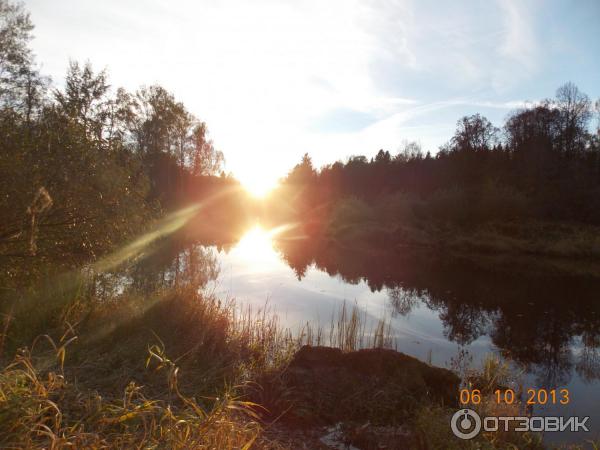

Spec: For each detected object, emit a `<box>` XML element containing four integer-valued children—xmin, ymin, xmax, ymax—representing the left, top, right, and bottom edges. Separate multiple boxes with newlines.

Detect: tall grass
<box><xmin>296</xmin><ymin>301</ymin><xmax>394</xmax><ymax>351</ymax></box>
<box><xmin>1</xmin><ymin>285</ymin><xmax>265</xmax><ymax>448</ymax></box>
<box><xmin>0</xmin><ymin>334</ymin><xmax>263</xmax><ymax>449</ymax></box>
<box><xmin>0</xmin><ymin>273</ymin><xmax>397</xmax><ymax>448</ymax></box>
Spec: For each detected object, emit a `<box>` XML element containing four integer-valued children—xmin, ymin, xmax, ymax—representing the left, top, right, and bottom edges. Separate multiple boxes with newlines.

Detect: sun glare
<box><xmin>240</xmin><ymin>173</ymin><xmax>278</xmax><ymax>198</ymax></box>
<box><xmin>230</xmin><ymin>224</ymin><xmax>279</xmax><ymax>270</ymax></box>
<box><xmin>229</xmin><ymin>223</ymin><xmax>298</xmax><ymax>272</ymax></box>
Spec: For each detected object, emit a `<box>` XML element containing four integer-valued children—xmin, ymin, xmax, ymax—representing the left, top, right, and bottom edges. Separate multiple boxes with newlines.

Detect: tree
<box><xmin>374</xmin><ymin>149</ymin><xmax>391</xmax><ymax>164</ymax></box>
<box><xmin>286</xmin><ymin>153</ymin><xmax>316</xmax><ymax>185</ymax></box>
<box><xmin>504</xmin><ymin>103</ymin><xmax>561</xmax><ymax>154</ymax></box>
<box><xmin>54</xmin><ymin>61</ymin><xmax>110</xmax><ymax>140</ymax></box>
<box><xmin>0</xmin><ymin>0</ymin><xmax>33</xmax><ymax>109</ymax></box>
<box><xmin>555</xmin><ymin>82</ymin><xmax>592</xmax><ymax>154</ymax></box>
<box><xmin>450</xmin><ymin>114</ymin><xmax>498</xmax><ymax>152</ymax></box>
<box><xmin>0</xmin><ymin>0</ymin><xmax>230</xmax><ymax>281</ymax></box>
<box><xmin>395</xmin><ymin>141</ymin><xmax>423</xmax><ymax>162</ymax></box>
<box><xmin>595</xmin><ymin>99</ymin><xmax>600</xmax><ymax>134</ymax></box>
<box><xmin>131</xmin><ymin>85</ymin><xmax>182</xmax><ymax>159</ymax></box>
<box><xmin>173</xmin><ymin>109</ymin><xmax>194</xmax><ymax>170</ymax></box>
<box><xmin>190</xmin><ymin>121</ymin><xmax>223</xmax><ymax>176</ymax></box>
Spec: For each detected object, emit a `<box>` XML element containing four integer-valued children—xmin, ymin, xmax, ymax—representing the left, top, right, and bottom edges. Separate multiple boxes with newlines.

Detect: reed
<box><xmin>297</xmin><ymin>301</ymin><xmax>394</xmax><ymax>351</ymax></box>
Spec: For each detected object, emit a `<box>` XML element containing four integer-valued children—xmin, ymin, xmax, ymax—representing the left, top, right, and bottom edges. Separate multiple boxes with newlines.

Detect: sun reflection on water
<box><xmin>229</xmin><ymin>224</ymin><xmax>281</xmax><ymax>271</ymax></box>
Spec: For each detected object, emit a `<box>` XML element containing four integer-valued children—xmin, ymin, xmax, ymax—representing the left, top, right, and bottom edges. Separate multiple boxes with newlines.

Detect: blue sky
<box><xmin>24</xmin><ymin>0</ymin><xmax>600</xmax><ymax>194</ymax></box>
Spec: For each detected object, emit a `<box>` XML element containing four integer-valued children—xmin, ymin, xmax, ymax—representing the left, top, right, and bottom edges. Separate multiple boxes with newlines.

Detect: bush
<box><xmin>421</xmin><ymin>187</ymin><xmax>471</xmax><ymax>225</ymax></box>
<box><xmin>420</xmin><ymin>184</ymin><xmax>530</xmax><ymax>226</ymax></box>
<box><xmin>329</xmin><ymin>197</ymin><xmax>372</xmax><ymax>227</ymax></box>
<box><xmin>374</xmin><ymin>192</ymin><xmax>420</xmax><ymax>224</ymax></box>
<box><xmin>474</xmin><ymin>182</ymin><xmax>530</xmax><ymax>222</ymax></box>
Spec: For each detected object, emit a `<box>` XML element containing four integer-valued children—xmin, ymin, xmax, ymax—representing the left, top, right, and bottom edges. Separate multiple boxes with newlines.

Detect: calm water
<box><xmin>123</xmin><ymin>222</ymin><xmax>600</xmax><ymax>446</ymax></box>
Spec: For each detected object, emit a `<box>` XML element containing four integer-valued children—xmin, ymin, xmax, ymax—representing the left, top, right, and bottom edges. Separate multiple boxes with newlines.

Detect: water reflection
<box><xmin>387</xmin><ymin>287</ymin><xmax>422</xmax><ymax>317</ymax></box>
<box><xmin>102</xmin><ymin>222</ymin><xmax>600</xmax><ymax>391</ymax></box>
<box><xmin>228</xmin><ymin>225</ymin><xmax>281</xmax><ymax>272</ymax></box>
<box><xmin>272</xmin><ymin>235</ymin><xmax>600</xmax><ymax>388</ymax></box>
<box><xmin>96</xmin><ymin>234</ymin><xmax>221</xmax><ymax>300</ymax></box>
<box><xmin>578</xmin><ymin>333</ymin><xmax>600</xmax><ymax>383</ymax></box>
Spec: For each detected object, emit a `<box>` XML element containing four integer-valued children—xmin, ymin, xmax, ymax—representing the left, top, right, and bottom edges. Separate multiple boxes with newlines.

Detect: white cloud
<box><xmin>494</xmin><ymin>0</ymin><xmax>540</xmax><ymax>90</ymax></box>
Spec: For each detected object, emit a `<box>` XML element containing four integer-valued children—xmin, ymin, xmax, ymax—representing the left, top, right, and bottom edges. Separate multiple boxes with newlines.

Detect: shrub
<box><xmin>474</xmin><ymin>182</ymin><xmax>530</xmax><ymax>222</ymax></box>
<box><xmin>374</xmin><ymin>192</ymin><xmax>420</xmax><ymax>224</ymax></box>
<box><xmin>421</xmin><ymin>187</ymin><xmax>471</xmax><ymax>225</ymax></box>
<box><xmin>329</xmin><ymin>197</ymin><xmax>372</xmax><ymax>228</ymax></box>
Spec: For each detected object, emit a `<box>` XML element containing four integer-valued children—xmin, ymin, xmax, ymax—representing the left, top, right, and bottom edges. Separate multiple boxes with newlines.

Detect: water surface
<box><xmin>124</xmin><ymin>222</ymin><xmax>600</xmax><ymax>446</ymax></box>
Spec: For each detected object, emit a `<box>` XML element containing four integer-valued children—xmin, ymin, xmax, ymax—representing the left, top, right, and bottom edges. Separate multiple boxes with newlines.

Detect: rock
<box><xmin>291</xmin><ymin>345</ymin><xmax>344</xmax><ymax>367</ymax></box>
<box><xmin>279</xmin><ymin>345</ymin><xmax>459</xmax><ymax>427</ymax></box>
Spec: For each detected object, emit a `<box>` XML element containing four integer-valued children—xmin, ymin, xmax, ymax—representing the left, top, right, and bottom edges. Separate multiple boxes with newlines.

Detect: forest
<box><xmin>267</xmin><ymin>85</ymin><xmax>600</xmax><ymax>267</ymax></box>
<box><xmin>0</xmin><ymin>0</ymin><xmax>252</xmax><ymax>288</ymax></box>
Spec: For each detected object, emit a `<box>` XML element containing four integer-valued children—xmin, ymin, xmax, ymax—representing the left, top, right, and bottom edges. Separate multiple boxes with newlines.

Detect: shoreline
<box><xmin>321</xmin><ymin>219</ymin><xmax>600</xmax><ymax>278</ymax></box>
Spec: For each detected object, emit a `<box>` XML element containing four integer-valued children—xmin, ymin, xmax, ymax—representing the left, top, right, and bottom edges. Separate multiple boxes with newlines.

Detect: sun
<box><xmin>239</xmin><ymin>172</ymin><xmax>278</xmax><ymax>198</ymax></box>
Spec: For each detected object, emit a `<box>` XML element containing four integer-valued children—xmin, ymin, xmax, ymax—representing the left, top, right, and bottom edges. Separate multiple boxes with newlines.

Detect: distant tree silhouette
<box><xmin>449</xmin><ymin>113</ymin><xmax>498</xmax><ymax>153</ymax></box>
<box><xmin>271</xmin><ymin>82</ymin><xmax>600</xmax><ymax>227</ymax></box>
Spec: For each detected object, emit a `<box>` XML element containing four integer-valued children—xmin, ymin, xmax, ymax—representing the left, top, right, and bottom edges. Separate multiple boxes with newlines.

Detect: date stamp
<box><xmin>459</xmin><ymin>388</ymin><xmax>570</xmax><ymax>406</ymax></box>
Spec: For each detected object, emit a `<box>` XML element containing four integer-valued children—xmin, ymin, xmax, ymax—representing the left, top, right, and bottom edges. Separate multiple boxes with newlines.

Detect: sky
<box><xmin>24</xmin><ymin>0</ymin><xmax>600</xmax><ymax>195</ymax></box>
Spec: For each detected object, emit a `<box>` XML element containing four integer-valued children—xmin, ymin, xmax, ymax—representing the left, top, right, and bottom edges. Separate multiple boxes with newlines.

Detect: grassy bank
<box><xmin>1</xmin><ymin>287</ymin><xmax>256</xmax><ymax>447</ymax></box>
<box><xmin>325</xmin><ymin>194</ymin><xmax>600</xmax><ymax>277</ymax></box>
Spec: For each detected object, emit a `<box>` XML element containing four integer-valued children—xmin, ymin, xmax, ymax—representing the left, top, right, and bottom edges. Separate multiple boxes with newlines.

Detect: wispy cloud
<box><xmin>494</xmin><ymin>0</ymin><xmax>540</xmax><ymax>90</ymax></box>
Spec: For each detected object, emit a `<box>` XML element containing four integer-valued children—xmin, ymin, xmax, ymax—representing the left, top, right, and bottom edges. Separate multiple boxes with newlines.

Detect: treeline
<box><xmin>0</xmin><ymin>1</ymin><xmax>243</xmax><ymax>265</ymax></box>
<box><xmin>270</xmin><ymin>83</ymin><xmax>600</xmax><ymax>232</ymax></box>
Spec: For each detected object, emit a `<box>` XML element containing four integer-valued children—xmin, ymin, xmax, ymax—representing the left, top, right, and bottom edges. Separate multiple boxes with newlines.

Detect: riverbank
<box><xmin>325</xmin><ymin>218</ymin><xmax>600</xmax><ymax>278</ymax></box>
<box><xmin>0</xmin><ymin>281</ymin><xmax>590</xmax><ymax>449</ymax></box>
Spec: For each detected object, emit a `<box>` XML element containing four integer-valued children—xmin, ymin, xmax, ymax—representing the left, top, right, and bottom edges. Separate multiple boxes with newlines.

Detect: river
<box><xmin>117</xmin><ymin>221</ymin><xmax>600</xmax><ymax>446</ymax></box>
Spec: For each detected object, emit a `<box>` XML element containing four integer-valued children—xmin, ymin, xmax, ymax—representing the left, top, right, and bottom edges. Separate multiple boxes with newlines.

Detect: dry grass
<box><xmin>0</xmin><ymin>336</ymin><xmax>262</xmax><ymax>449</ymax></box>
<box><xmin>0</xmin><ymin>282</ymin><xmax>399</xmax><ymax>449</ymax></box>
<box><xmin>418</xmin><ymin>354</ymin><xmax>600</xmax><ymax>450</ymax></box>
<box><xmin>297</xmin><ymin>301</ymin><xmax>393</xmax><ymax>351</ymax></box>
<box><xmin>0</xmin><ymin>282</ymin><xmax>283</xmax><ymax>449</ymax></box>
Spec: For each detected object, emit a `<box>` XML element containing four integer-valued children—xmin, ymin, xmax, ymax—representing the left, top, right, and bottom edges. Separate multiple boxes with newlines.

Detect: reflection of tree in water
<box><xmin>387</xmin><ymin>287</ymin><xmax>421</xmax><ymax>317</ymax></box>
<box><xmin>98</xmin><ymin>236</ymin><xmax>220</xmax><ymax>298</ymax></box>
<box><xmin>576</xmin><ymin>328</ymin><xmax>600</xmax><ymax>383</ymax></box>
<box><xmin>274</xmin><ymin>237</ymin><xmax>600</xmax><ymax>384</ymax></box>
<box><xmin>492</xmin><ymin>310</ymin><xmax>575</xmax><ymax>387</ymax></box>
<box><xmin>431</xmin><ymin>297</ymin><xmax>491</xmax><ymax>346</ymax></box>
<box><xmin>275</xmin><ymin>236</ymin><xmax>319</xmax><ymax>280</ymax></box>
